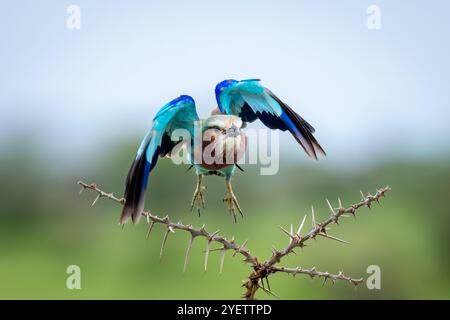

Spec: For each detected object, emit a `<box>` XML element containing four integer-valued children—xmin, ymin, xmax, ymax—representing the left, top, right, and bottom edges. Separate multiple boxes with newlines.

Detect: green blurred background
<box><xmin>1</xmin><ymin>0</ymin><xmax>450</xmax><ymax>299</ymax></box>
<box><xmin>1</xmin><ymin>142</ymin><xmax>449</xmax><ymax>299</ymax></box>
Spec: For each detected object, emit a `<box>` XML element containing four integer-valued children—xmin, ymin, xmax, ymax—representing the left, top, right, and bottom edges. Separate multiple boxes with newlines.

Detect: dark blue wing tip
<box><xmin>215</xmin><ymin>79</ymin><xmax>260</xmax><ymax>96</ymax></box>
<box><xmin>154</xmin><ymin>95</ymin><xmax>196</xmax><ymax>119</ymax></box>
<box><xmin>215</xmin><ymin>79</ymin><xmax>238</xmax><ymax>91</ymax></box>
<box><xmin>174</xmin><ymin>95</ymin><xmax>195</xmax><ymax>104</ymax></box>
<box><xmin>215</xmin><ymin>79</ymin><xmax>238</xmax><ymax>110</ymax></box>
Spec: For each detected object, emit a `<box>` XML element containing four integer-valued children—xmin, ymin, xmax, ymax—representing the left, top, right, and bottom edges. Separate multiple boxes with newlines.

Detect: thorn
<box><xmin>146</xmin><ymin>221</ymin><xmax>155</xmax><ymax>239</ymax></box>
<box><xmin>204</xmin><ymin>240</ymin><xmax>212</xmax><ymax>272</ymax></box>
<box><xmin>360</xmin><ymin>190</ymin><xmax>365</xmax><ymax>199</ymax></box>
<box><xmin>338</xmin><ymin>197</ymin><xmax>343</xmax><ymax>209</ymax></box>
<box><xmin>297</xmin><ymin>215</ymin><xmax>307</xmax><ymax>235</ymax></box>
<box><xmin>272</xmin><ymin>245</ymin><xmax>279</xmax><ymax>254</ymax></box>
<box><xmin>210</xmin><ymin>230</ymin><xmax>220</xmax><ymax>240</ymax></box>
<box><xmin>326</xmin><ymin>198</ymin><xmax>334</xmax><ymax>214</ymax></box>
<box><xmin>311</xmin><ymin>206</ymin><xmax>316</xmax><ymax>227</ymax></box>
<box><xmin>319</xmin><ymin>232</ymin><xmax>351</xmax><ymax>244</ymax></box>
<box><xmin>295</xmin><ymin>266</ymin><xmax>301</xmax><ymax>275</ymax></box>
<box><xmin>260</xmin><ymin>277</ymin><xmax>266</xmax><ymax>291</ymax></box>
<box><xmin>160</xmin><ymin>228</ymin><xmax>171</xmax><ymax>260</ymax></box>
<box><xmin>278</xmin><ymin>226</ymin><xmax>293</xmax><ymax>238</ymax></box>
<box><xmin>205</xmin><ymin>247</ymin><xmax>224</xmax><ymax>253</ymax></box>
<box><xmin>233</xmin><ymin>239</ymin><xmax>248</xmax><ymax>257</ymax></box>
<box><xmin>91</xmin><ymin>194</ymin><xmax>100</xmax><ymax>207</ymax></box>
<box><xmin>257</xmin><ymin>282</ymin><xmax>278</xmax><ymax>298</ymax></box>
<box><xmin>78</xmin><ymin>187</ymin><xmax>84</xmax><ymax>195</ymax></box>
<box><xmin>265</xmin><ymin>276</ymin><xmax>271</xmax><ymax>292</ymax></box>
<box><xmin>219</xmin><ymin>248</ymin><xmax>227</xmax><ymax>274</ymax></box>
<box><xmin>183</xmin><ymin>236</ymin><xmax>195</xmax><ymax>272</ymax></box>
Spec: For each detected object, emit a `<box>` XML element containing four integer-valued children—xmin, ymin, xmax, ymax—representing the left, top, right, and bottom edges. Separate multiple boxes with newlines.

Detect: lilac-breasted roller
<box><xmin>120</xmin><ymin>79</ymin><xmax>325</xmax><ymax>224</ymax></box>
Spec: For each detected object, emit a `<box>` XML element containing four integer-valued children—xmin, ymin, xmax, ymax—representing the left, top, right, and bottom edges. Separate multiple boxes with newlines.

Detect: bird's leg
<box><xmin>223</xmin><ymin>179</ymin><xmax>243</xmax><ymax>223</ymax></box>
<box><xmin>190</xmin><ymin>174</ymin><xmax>206</xmax><ymax>216</ymax></box>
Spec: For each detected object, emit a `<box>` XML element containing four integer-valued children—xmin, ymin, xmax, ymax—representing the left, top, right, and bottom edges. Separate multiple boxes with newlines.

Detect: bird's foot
<box><xmin>223</xmin><ymin>191</ymin><xmax>243</xmax><ymax>223</ymax></box>
<box><xmin>190</xmin><ymin>185</ymin><xmax>206</xmax><ymax>216</ymax></box>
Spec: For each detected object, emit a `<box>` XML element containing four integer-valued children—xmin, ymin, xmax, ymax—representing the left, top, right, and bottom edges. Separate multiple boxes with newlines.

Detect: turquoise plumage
<box><xmin>121</xmin><ymin>79</ymin><xmax>325</xmax><ymax>224</ymax></box>
<box><xmin>215</xmin><ymin>79</ymin><xmax>325</xmax><ymax>160</ymax></box>
<box><xmin>120</xmin><ymin>95</ymin><xmax>199</xmax><ymax>224</ymax></box>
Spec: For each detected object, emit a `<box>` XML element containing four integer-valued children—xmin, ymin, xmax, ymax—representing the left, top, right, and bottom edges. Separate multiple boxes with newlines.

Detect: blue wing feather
<box><xmin>121</xmin><ymin>95</ymin><xmax>198</xmax><ymax>224</ymax></box>
<box><xmin>215</xmin><ymin>79</ymin><xmax>325</xmax><ymax>160</ymax></box>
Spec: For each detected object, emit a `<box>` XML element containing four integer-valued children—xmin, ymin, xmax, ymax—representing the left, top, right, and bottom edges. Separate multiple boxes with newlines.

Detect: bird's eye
<box><xmin>210</xmin><ymin>126</ymin><xmax>222</xmax><ymax>131</ymax></box>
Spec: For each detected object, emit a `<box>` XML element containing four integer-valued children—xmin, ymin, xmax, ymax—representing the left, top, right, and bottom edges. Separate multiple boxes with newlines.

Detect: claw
<box><xmin>224</xmin><ymin>180</ymin><xmax>243</xmax><ymax>222</ymax></box>
<box><xmin>190</xmin><ymin>175</ymin><xmax>206</xmax><ymax>216</ymax></box>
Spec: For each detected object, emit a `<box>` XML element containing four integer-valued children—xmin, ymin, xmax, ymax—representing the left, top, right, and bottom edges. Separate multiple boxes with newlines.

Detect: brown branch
<box><xmin>271</xmin><ymin>266</ymin><xmax>364</xmax><ymax>286</ymax></box>
<box><xmin>77</xmin><ymin>181</ymin><xmax>258</xmax><ymax>269</ymax></box>
<box><xmin>242</xmin><ymin>186</ymin><xmax>390</xmax><ymax>299</ymax></box>
<box><xmin>77</xmin><ymin>180</ymin><xmax>390</xmax><ymax>299</ymax></box>
<box><xmin>267</xmin><ymin>187</ymin><xmax>390</xmax><ymax>267</ymax></box>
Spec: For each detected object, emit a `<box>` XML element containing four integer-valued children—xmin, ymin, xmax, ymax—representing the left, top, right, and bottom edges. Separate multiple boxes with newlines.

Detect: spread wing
<box><xmin>121</xmin><ymin>95</ymin><xmax>199</xmax><ymax>224</ymax></box>
<box><xmin>215</xmin><ymin>79</ymin><xmax>325</xmax><ymax>160</ymax></box>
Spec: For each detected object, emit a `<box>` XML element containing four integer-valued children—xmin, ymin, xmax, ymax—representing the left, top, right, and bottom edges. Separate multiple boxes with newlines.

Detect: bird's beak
<box><xmin>225</xmin><ymin>125</ymin><xmax>239</xmax><ymax>137</ymax></box>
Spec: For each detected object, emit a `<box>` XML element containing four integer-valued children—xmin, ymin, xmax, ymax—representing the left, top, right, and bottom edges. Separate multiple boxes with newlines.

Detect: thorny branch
<box><xmin>77</xmin><ymin>180</ymin><xmax>390</xmax><ymax>299</ymax></box>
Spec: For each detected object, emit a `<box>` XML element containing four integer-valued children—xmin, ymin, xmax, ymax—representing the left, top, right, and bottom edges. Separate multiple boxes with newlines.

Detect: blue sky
<box><xmin>1</xmin><ymin>0</ymin><xmax>449</xmax><ymax>168</ymax></box>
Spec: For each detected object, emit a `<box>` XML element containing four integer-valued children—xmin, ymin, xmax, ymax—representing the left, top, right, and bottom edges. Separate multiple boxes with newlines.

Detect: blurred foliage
<box><xmin>0</xmin><ymin>140</ymin><xmax>449</xmax><ymax>299</ymax></box>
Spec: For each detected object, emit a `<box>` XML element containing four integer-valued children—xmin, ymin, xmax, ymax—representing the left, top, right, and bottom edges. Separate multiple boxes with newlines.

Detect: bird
<box><xmin>120</xmin><ymin>79</ymin><xmax>326</xmax><ymax>224</ymax></box>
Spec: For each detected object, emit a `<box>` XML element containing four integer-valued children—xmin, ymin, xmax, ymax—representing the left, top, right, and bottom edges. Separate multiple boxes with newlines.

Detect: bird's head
<box><xmin>204</xmin><ymin>114</ymin><xmax>243</xmax><ymax>137</ymax></box>
<box><xmin>215</xmin><ymin>79</ymin><xmax>238</xmax><ymax>112</ymax></box>
<box><xmin>196</xmin><ymin>114</ymin><xmax>247</xmax><ymax>168</ymax></box>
